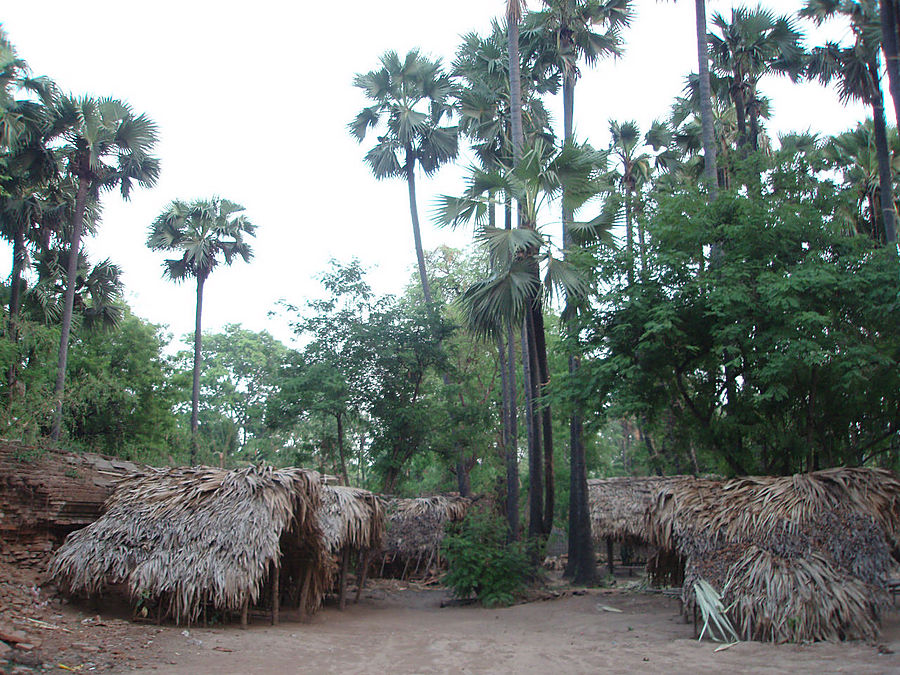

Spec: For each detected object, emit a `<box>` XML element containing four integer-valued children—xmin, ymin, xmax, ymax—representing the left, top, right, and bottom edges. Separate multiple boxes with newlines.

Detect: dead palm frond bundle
<box><xmin>48</xmin><ymin>465</ymin><xmax>330</xmax><ymax>624</ymax></box>
<box><xmin>378</xmin><ymin>495</ymin><xmax>470</xmax><ymax>579</ymax></box>
<box><xmin>646</xmin><ymin>467</ymin><xmax>900</xmax><ymax>642</ymax></box>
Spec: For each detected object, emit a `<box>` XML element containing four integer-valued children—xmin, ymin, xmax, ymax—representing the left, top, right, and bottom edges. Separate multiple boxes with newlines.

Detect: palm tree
<box><xmin>349</xmin><ymin>50</ymin><xmax>458</xmax><ymax>306</ymax></box>
<box><xmin>802</xmin><ymin>0</ymin><xmax>897</xmax><ymax>245</ymax></box>
<box><xmin>609</xmin><ymin>120</ymin><xmax>652</xmax><ymax>283</ymax></box>
<box><xmin>824</xmin><ymin>121</ymin><xmax>900</xmax><ymax>241</ymax></box>
<box><xmin>879</xmin><ymin>0</ymin><xmax>900</xmax><ymax>131</ymax></box>
<box><xmin>48</xmin><ymin>95</ymin><xmax>159</xmax><ymax>442</ymax></box>
<box><xmin>709</xmin><ymin>5</ymin><xmax>805</xmax><ymax>152</ymax></box>
<box><xmin>523</xmin><ymin>0</ymin><xmax>630</xmax><ymax>572</ymax></box>
<box><xmin>147</xmin><ymin>198</ymin><xmax>256</xmax><ymax>463</ymax></box>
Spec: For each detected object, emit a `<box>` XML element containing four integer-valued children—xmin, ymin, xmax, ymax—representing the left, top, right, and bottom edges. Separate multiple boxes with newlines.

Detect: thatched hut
<box><xmin>378</xmin><ymin>495</ymin><xmax>470</xmax><ymax>579</ymax></box>
<box><xmin>317</xmin><ymin>485</ymin><xmax>384</xmax><ymax>607</ymax></box>
<box><xmin>49</xmin><ymin>465</ymin><xmax>332</xmax><ymax>626</ymax></box>
<box><xmin>647</xmin><ymin>467</ymin><xmax>900</xmax><ymax>642</ymax></box>
<box><xmin>587</xmin><ymin>476</ymin><xmax>692</xmax><ymax>577</ymax></box>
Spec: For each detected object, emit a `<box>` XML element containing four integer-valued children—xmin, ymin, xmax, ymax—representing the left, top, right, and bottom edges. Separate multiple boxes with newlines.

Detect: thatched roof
<box><xmin>318</xmin><ymin>485</ymin><xmax>385</xmax><ymax>554</ymax></box>
<box><xmin>646</xmin><ymin>467</ymin><xmax>900</xmax><ymax>642</ymax></box>
<box><xmin>49</xmin><ymin>465</ymin><xmax>331</xmax><ymax>623</ymax></box>
<box><xmin>587</xmin><ymin>476</ymin><xmax>692</xmax><ymax>543</ymax></box>
<box><xmin>379</xmin><ymin>495</ymin><xmax>470</xmax><ymax>576</ymax></box>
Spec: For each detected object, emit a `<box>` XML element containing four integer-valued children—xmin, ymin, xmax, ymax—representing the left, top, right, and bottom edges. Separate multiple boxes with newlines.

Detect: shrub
<box><xmin>441</xmin><ymin>508</ymin><xmax>534</xmax><ymax>607</ymax></box>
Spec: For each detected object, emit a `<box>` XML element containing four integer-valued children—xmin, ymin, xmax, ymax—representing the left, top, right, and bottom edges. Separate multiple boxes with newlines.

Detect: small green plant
<box><xmin>441</xmin><ymin>508</ymin><xmax>535</xmax><ymax>608</ymax></box>
<box><xmin>64</xmin><ymin>467</ymin><xmax>82</xmax><ymax>480</ymax></box>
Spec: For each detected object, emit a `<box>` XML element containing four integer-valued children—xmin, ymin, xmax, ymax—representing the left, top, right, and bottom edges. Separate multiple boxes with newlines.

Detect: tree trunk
<box><xmin>522</xmin><ymin>312</ymin><xmax>543</xmax><ymax>540</ymax></box>
<box><xmin>869</xmin><ymin>59</ymin><xmax>899</xmax><ymax>245</ymax></box>
<box><xmin>531</xmin><ymin>302</ymin><xmax>553</xmax><ymax>536</ymax></box>
<box><xmin>880</xmin><ymin>0</ymin><xmax>900</xmax><ymax>131</ymax></box>
<box><xmin>404</xmin><ymin>153</ymin><xmax>434</xmax><ymax>305</ymax></box>
<box><xmin>695</xmin><ymin>0</ymin><xmax>718</xmax><ymax>199</ymax></box>
<box><xmin>507</xmin><ymin>6</ymin><xmax>525</xmax><ymax>539</ymax></box>
<box><xmin>625</xmin><ymin>187</ymin><xmax>634</xmax><ymax>286</ymax></box>
<box><xmin>336</xmin><ymin>412</ymin><xmax>349</xmax><ymax>485</ymax></box>
<box><xmin>190</xmin><ymin>274</ymin><xmax>206</xmax><ymax>464</ymax></box>
<box><xmin>7</xmin><ymin>224</ymin><xmax>25</xmax><ymax>395</ymax></box>
<box><xmin>508</xmin><ymin>11</ymin><xmax>524</xmax><ymax>166</ymax></box>
<box><xmin>50</xmin><ymin>178</ymin><xmax>90</xmax><ymax>443</ymax></box>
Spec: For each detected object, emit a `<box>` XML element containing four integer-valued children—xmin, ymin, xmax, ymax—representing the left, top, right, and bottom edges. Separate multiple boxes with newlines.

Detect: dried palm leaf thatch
<box><xmin>646</xmin><ymin>467</ymin><xmax>900</xmax><ymax>642</ymax></box>
<box><xmin>318</xmin><ymin>485</ymin><xmax>385</xmax><ymax>554</ymax></box>
<box><xmin>587</xmin><ymin>476</ymin><xmax>694</xmax><ymax>543</ymax></box>
<box><xmin>48</xmin><ymin>465</ymin><xmax>331</xmax><ymax>624</ymax></box>
<box><xmin>648</xmin><ymin>468</ymin><xmax>900</xmax><ymax>555</ymax></box>
<box><xmin>378</xmin><ymin>495</ymin><xmax>470</xmax><ymax>578</ymax></box>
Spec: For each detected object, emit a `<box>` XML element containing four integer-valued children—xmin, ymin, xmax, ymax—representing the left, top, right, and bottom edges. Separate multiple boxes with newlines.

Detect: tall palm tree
<box><xmin>824</xmin><ymin>121</ymin><xmax>900</xmax><ymax>241</ymax></box>
<box><xmin>609</xmin><ymin>120</ymin><xmax>652</xmax><ymax>283</ymax></box>
<box><xmin>802</xmin><ymin>0</ymin><xmax>898</xmax><ymax>245</ymax></box>
<box><xmin>349</xmin><ymin>50</ymin><xmax>458</xmax><ymax>306</ymax></box>
<box><xmin>48</xmin><ymin>95</ymin><xmax>159</xmax><ymax>442</ymax></box>
<box><xmin>147</xmin><ymin>198</ymin><xmax>256</xmax><ymax>463</ymax></box>
<box><xmin>708</xmin><ymin>5</ymin><xmax>805</xmax><ymax>152</ymax></box>
<box><xmin>524</xmin><ymin>0</ymin><xmax>630</xmax><ymax>574</ymax></box>
<box><xmin>879</xmin><ymin>0</ymin><xmax>900</xmax><ymax>131</ymax></box>
<box><xmin>454</xmin><ymin>13</ymin><xmax>558</xmax><ymax>539</ymax></box>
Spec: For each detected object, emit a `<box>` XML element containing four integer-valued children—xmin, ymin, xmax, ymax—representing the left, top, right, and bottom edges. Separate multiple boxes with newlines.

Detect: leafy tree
<box><xmin>577</xmin><ymin>151</ymin><xmax>900</xmax><ymax>475</ymax></box>
<box><xmin>269</xmin><ymin>260</ymin><xmax>374</xmax><ymax>484</ymax></box>
<box><xmin>63</xmin><ymin>308</ymin><xmax>182</xmax><ymax>462</ymax></box>
<box><xmin>349</xmin><ymin>50</ymin><xmax>458</xmax><ymax>306</ymax></box>
<box><xmin>147</xmin><ymin>197</ymin><xmax>255</xmax><ymax>463</ymax></box>
<box><xmin>48</xmin><ymin>95</ymin><xmax>159</xmax><ymax>442</ymax></box>
<box><xmin>177</xmin><ymin>324</ymin><xmax>287</xmax><ymax>466</ymax></box>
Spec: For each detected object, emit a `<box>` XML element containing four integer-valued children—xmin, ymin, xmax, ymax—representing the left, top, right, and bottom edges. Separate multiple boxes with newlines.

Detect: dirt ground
<box><xmin>3</xmin><ymin>565</ymin><xmax>899</xmax><ymax>675</ymax></box>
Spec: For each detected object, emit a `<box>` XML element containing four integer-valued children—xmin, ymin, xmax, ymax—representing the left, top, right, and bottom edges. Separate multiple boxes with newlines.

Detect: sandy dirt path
<box><xmin>119</xmin><ymin>587</ymin><xmax>900</xmax><ymax>675</ymax></box>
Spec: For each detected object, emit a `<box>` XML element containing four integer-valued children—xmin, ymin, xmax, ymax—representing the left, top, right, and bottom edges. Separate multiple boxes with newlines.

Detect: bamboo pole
<box><xmin>355</xmin><ymin>549</ymin><xmax>371</xmax><ymax>604</ymax></box>
<box><xmin>240</xmin><ymin>597</ymin><xmax>249</xmax><ymax>629</ymax></box>
<box><xmin>339</xmin><ymin>547</ymin><xmax>350</xmax><ymax>610</ymax></box>
<box><xmin>271</xmin><ymin>561</ymin><xmax>280</xmax><ymax>625</ymax></box>
<box><xmin>607</xmin><ymin>537</ymin><xmax>615</xmax><ymax>576</ymax></box>
<box><xmin>299</xmin><ymin>565</ymin><xmax>313</xmax><ymax>622</ymax></box>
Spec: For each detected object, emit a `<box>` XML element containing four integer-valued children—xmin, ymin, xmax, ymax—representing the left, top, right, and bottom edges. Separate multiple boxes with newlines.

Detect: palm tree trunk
<box><xmin>562</xmin><ymin>67</ymin><xmax>594</xmax><ymax>578</ymax></box>
<box><xmin>625</xmin><ymin>189</ymin><xmax>634</xmax><ymax>286</ymax></box>
<box><xmin>869</xmin><ymin>59</ymin><xmax>899</xmax><ymax>245</ymax></box>
<box><xmin>695</xmin><ymin>0</ymin><xmax>719</xmax><ymax>199</ymax></box>
<box><xmin>191</xmin><ymin>274</ymin><xmax>206</xmax><ymax>464</ymax></box>
<box><xmin>50</xmin><ymin>178</ymin><xmax>90</xmax><ymax>443</ymax></box>
<box><xmin>531</xmin><ymin>301</ymin><xmax>553</xmax><ymax>536</ymax></box>
<box><xmin>7</xmin><ymin>224</ymin><xmax>25</xmax><ymax>395</ymax></box>
<box><xmin>522</xmin><ymin>313</ymin><xmax>543</xmax><ymax>540</ymax></box>
<box><xmin>880</xmin><ymin>0</ymin><xmax>900</xmax><ymax>131</ymax></box>
<box><xmin>404</xmin><ymin>153</ymin><xmax>434</xmax><ymax>305</ymax></box>
<box><xmin>336</xmin><ymin>411</ymin><xmax>349</xmax><ymax>485</ymax></box>
<box><xmin>508</xmin><ymin>4</ymin><xmax>524</xmax><ymax>165</ymax></box>
<box><xmin>507</xmin><ymin>1</ymin><xmax>525</xmax><ymax>540</ymax></box>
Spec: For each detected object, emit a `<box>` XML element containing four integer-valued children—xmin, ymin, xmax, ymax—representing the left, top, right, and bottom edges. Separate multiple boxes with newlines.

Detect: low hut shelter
<box><xmin>317</xmin><ymin>485</ymin><xmax>384</xmax><ymax>608</ymax></box>
<box><xmin>378</xmin><ymin>495</ymin><xmax>469</xmax><ymax>580</ymax></box>
<box><xmin>49</xmin><ymin>465</ymin><xmax>332</xmax><ymax>626</ymax></box>
<box><xmin>587</xmin><ymin>476</ymin><xmax>691</xmax><ymax>579</ymax></box>
<box><xmin>647</xmin><ymin>467</ymin><xmax>900</xmax><ymax>642</ymax></box>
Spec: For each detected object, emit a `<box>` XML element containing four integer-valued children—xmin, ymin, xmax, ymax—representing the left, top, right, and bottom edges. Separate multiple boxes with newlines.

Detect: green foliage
<box><xmin>574</xmin><ymin>152</ymin><xmax>900</xmax><ymax>475</ymax></box>
<box><xmin>442</xmin><ymin>507</ymin><xmax>535</xmax><ymax>607</ymax></box>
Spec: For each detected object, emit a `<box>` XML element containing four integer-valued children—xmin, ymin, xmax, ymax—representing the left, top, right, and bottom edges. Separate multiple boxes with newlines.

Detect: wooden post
<box><xmin>338</xmin><ymin>547</ymin><xmax>350</xmax><ymax>610</ymax></box>
<box><xmin>240</xmin><ymin>597</ymin><xmax>249</xmax><ymax>629</ymax></box>
<box><xmin>355</xmin><ymin>549</ymin><xmax>371</xmax><ymax>604</ymax></box>
<box><xmin>271</xmin><ymin>561</ymin><xmax>280</xmax><ymax>625</ymax></box>
<box><xmin>606</xmin><ymin>537</ymin><xmax>615</xmax><ymax>576</ymax></box>
<box><xmin>299</xmin><ymin>565</ymin><xmax>313</xmax><ymax>622</ymax></box>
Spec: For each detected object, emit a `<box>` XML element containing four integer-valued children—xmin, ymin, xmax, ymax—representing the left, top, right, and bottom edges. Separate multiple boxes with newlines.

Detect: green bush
<box><xmin>441</xmin><ymin>508</ymin><xmax>534</xmax><ymax>607</ymax></box>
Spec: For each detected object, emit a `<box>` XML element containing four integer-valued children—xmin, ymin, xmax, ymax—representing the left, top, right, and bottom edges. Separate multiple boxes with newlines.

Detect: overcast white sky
<box><xmin>1</xmin><ymin>1</ymin><xmax>876</xmax><ymax>348</ymax></box>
